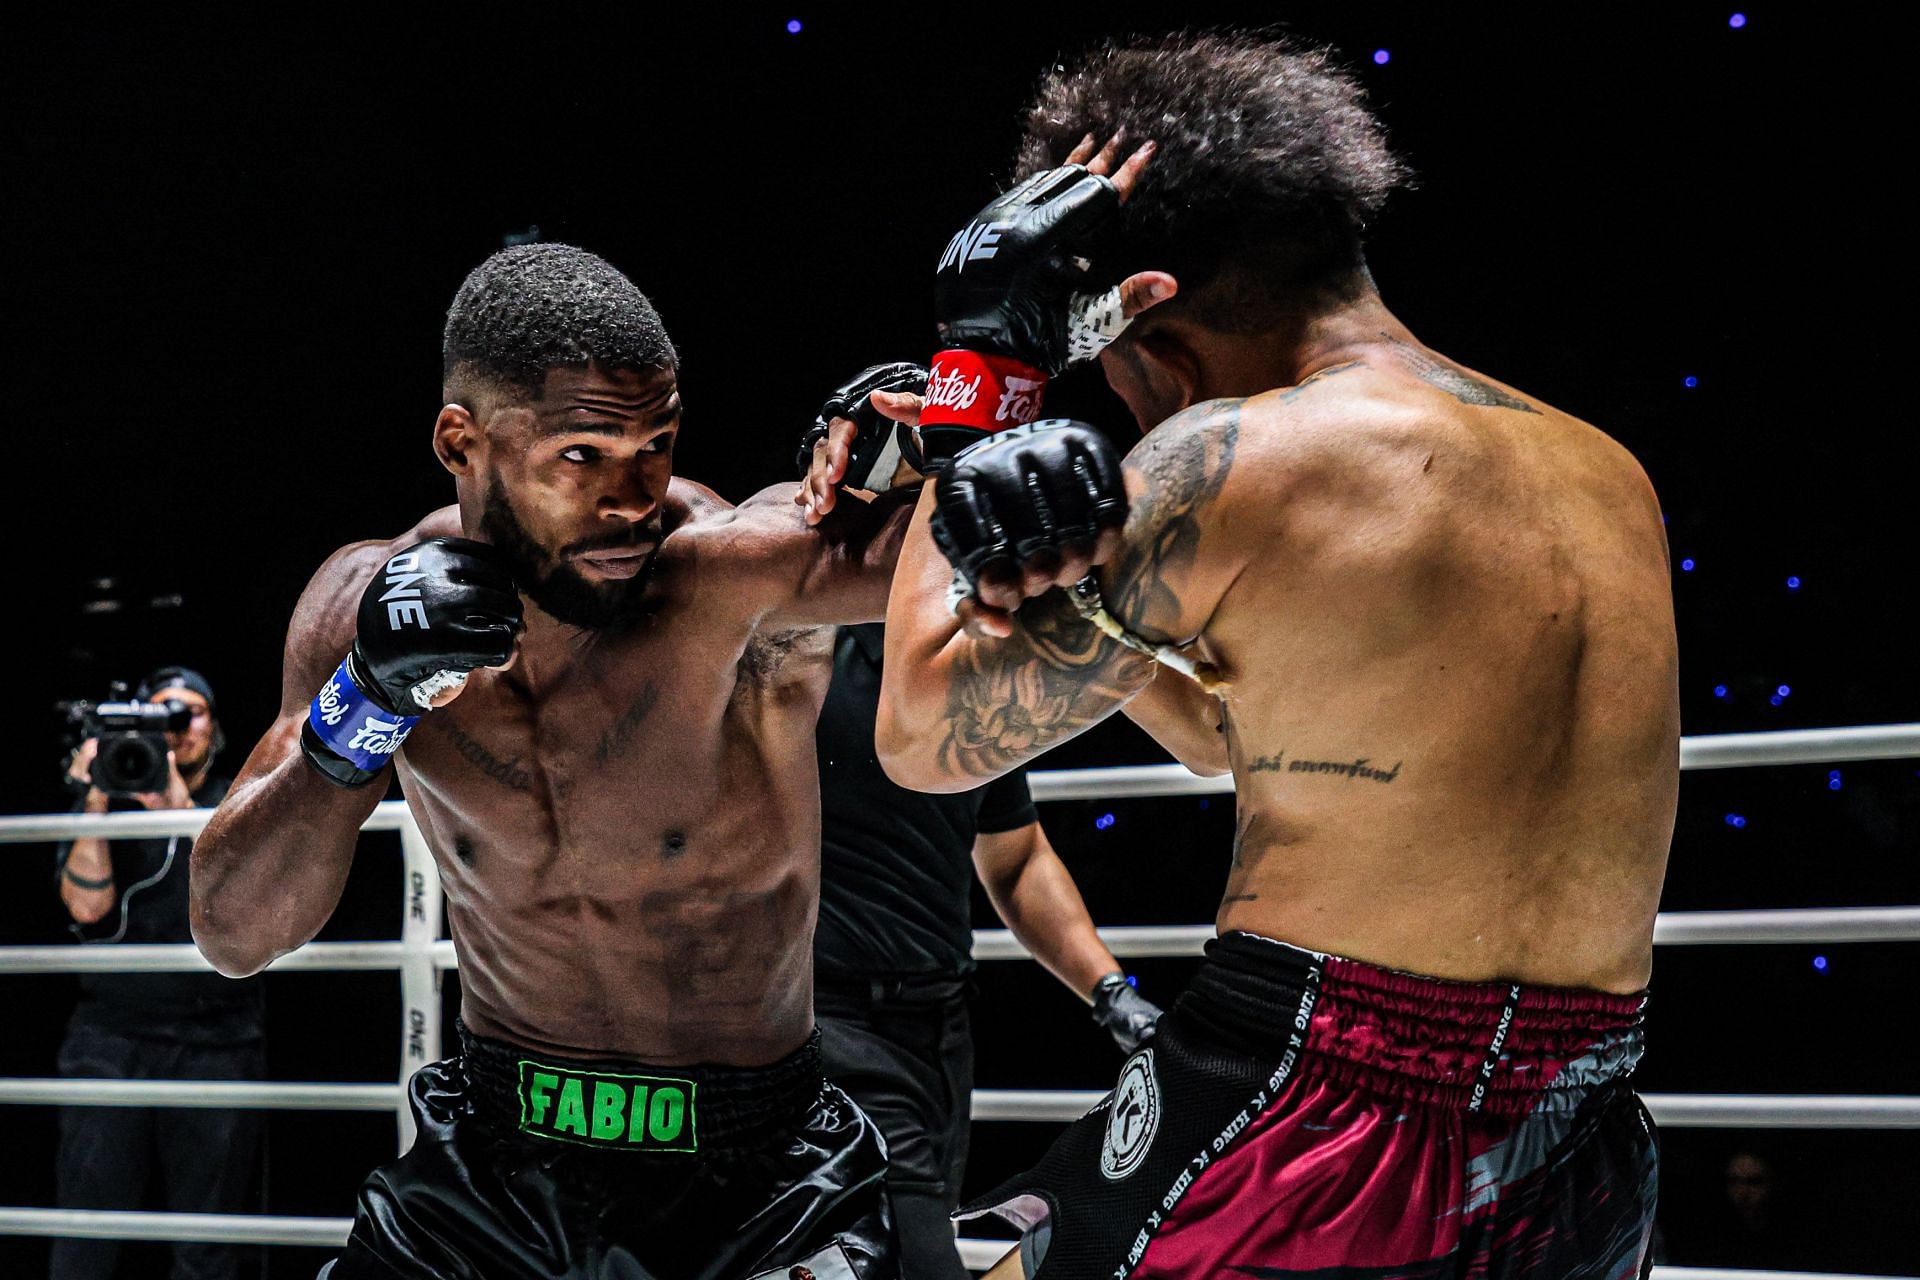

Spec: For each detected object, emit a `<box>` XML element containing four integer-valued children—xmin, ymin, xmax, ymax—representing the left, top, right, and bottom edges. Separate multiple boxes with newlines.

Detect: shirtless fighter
<box><xmin>876</xmin><ymin>33</ymin><xmax>1676</xmax><ymax>1278</ymax></box>
<box><xmin>190</xmin><ymin>243</ymin><xmax>908</xmax><ymax>1279</ymax></box>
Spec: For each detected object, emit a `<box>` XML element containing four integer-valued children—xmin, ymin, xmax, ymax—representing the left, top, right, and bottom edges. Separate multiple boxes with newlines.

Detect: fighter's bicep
<box><xmin>1099</xmin><ymin>397</ymin><xmax>1251</xmax><ymax>645</ymax></box>
<box><xmin>275</xmin><ymin>543</ymin><xmax>387</xmax><ymax>718</ymax></box>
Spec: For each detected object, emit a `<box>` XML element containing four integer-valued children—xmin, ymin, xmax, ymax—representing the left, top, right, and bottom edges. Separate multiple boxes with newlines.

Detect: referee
<box><xmin>815</xmin><ymin>623</ymin><xmax>1160</xmax><ymax>1279</ymax></box>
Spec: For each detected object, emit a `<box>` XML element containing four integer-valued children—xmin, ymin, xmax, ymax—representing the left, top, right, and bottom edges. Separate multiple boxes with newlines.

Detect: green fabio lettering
<box><xmin>627</xmin><ymin>1084</ymin><xmax>651</xmax><ymax>1143</ymax></box>
<box><xmin>591</xmin><ymin>1081</ymin><xmax>626</xmax><ymax>1140</ymax></box>
<box><xmin>648</xmin><ymin>1086</ymin><xmax>686</xmax><ymax>1142</ymax></box>
<box><xmin>555</xmin><ymin>1079</ymin><xmax>587</xmax><ymax>1136</ymax></box>
<box><xmin>527</xmin><ymin>1072</ymin><xmax>557</xmax><ymax>1127</ymax></box>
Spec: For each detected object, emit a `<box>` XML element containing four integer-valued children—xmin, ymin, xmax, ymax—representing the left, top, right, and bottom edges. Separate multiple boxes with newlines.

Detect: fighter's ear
<box><xmin>1126</xmin><ymin>326</ymin><xmax>1204</xmax><ymax>418</ymax></box>
<box><xmin>433</xmin><ymin>403</ymin><xmax>481</xmax><ymax>475</ymax></box>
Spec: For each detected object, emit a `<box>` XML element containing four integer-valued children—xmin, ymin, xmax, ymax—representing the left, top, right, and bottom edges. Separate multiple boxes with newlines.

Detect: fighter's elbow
<box><xmin>875</xmin><ymin>713</ymin><xmax>968</xmax><ymax>795</ymax></box>
<box><xmin>190</xmin><ymin>911</ymin><xmax>275</xmax><ymax>979</ymax></box>
<box><xmin>1183</xmin><ymin>754</ymin><xmax>1233</xmax><ymax>779</ymax></box>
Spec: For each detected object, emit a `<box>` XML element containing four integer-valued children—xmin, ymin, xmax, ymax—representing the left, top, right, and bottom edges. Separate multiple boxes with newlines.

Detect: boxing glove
<box><xmin>301</xmin><ymin>538</ymin><xmax>522</xmax><ymax>787</ymax></box>
<box><xmin>794</xmin><ymin>362</ymin><xmax>929</xmax><ymax>494</ymax></box>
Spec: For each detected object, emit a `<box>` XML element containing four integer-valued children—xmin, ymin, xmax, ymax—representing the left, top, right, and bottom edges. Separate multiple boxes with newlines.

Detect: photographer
<box><xmin>53</xmin><ymin>667</ymin><xmax>263</xmax><ymax>1280</ymax></box>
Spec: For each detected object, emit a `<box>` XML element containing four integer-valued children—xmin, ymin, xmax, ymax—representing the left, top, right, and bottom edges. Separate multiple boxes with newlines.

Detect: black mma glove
<box><xmin>921</xmin><ymin>164</ymin><xmax>1132</xmax><ymax>464</ymax></box>
<box><xmin>1091</xmin><ymin>972</ymin><xmax>1164</xmax><ymax>1054</ymax></box>
<box><xmin>301</xmin><ymin>537</ymin><xmax>523</xmax><ymax>788</ymax></box>
<box><xmin>929</xmin><ymin>420</ymin><xmax>1128</xmax><ymax>597</ymax></box>
<box><xmin>794</xmin><ymin>361</ymin><xmax>928</xmax><ymax>493</ymax></box>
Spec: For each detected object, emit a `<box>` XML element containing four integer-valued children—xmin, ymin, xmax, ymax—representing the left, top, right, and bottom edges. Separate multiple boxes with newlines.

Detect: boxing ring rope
<box><xmin>2</xmin><ymin>722</ymin><xmax>1916</xmax><ymax>1267</ymax></box>
<box><xmin>0</xmin><ymin>1209</ymin><xmax>1901</xmax><ymax>1280</ymax></box>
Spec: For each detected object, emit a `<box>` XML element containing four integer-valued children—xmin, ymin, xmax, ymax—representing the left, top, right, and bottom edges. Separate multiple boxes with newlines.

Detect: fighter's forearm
<box><xmin>981</xmin><ymin>843</ymin><xmax>1123</xmax><ymax>1003</ymax></box>
<box><xmin>190</xmin><ymin>717</ymin><xmax>377</xmax><ymax>977</ymax></box>
<box><xmin>879</xmin><ymin>490</ymin><xmax>1155</xmax><ymax>791</ymax></box>
<box><xmin>1123</xmin><ymin>668</ymin><xmax>1232</xmax><ymax>776</ymax></box>
<box><xmin>880</xmin><ymin>587</ymin><xmax>1154</xmax><ymax>792</ymax></box>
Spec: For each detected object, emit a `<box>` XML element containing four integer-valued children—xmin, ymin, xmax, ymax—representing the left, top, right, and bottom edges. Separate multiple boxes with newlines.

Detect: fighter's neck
<box><xmin>1192</xmin><ymin>294</ymin><xmax>1417</xmax><ymax>402</ymax></box>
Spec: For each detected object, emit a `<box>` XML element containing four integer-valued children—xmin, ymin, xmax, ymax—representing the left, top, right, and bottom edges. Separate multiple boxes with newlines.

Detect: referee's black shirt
<box><xmin>814</xmin><ymin>623</ymin><xmax>1036</xmax><ymax>982</ymax></box>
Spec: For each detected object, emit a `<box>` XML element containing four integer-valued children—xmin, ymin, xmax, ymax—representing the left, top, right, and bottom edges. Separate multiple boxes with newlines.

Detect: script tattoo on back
<box><xmin>1384</xmin><ymin>334</ymin><xmax>1540</xmax><ymax>414</ymax></box>
<box><xmin>935</xmin><ymin>398</ymin><xmax>1247</xmax><ymax>781</ymax></box>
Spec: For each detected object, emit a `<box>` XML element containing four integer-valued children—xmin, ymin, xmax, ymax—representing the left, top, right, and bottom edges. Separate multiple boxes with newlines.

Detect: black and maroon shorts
<box><xmin>960</xmin><ymin>932</ymin><xmax>1656</xmax><ymax>1279</ymax></box>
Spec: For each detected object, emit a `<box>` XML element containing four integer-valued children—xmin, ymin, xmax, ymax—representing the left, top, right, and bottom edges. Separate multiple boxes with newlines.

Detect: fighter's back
<box><xmin>1208</xmin><ymin>346</ymin><xmax>1679</xmax><ymax>992</ymax></box>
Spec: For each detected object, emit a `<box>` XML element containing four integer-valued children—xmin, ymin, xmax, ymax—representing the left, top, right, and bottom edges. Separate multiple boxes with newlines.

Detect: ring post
<box><xmin>396</xmin><ymin>814</ymin><xmax>443</xmax><ymax>1153</ymax></box>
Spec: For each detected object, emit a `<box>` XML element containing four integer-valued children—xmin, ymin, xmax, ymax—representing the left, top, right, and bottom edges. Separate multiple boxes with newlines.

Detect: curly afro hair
<box><xmin>442</xmin><ymin>243</ymin><xmax>677</xmax><ymax>400</ymax></box>
<box><xmin>1016</xmin><ymin>31</ymin><xmax>1410</xmax><ymax>333</ymax></box>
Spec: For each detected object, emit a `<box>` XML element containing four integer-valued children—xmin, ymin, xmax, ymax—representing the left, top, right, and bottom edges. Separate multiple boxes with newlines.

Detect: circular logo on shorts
<box><xmin>1100</xmin><ymin>1048</ymin><xmax>1160</xmax><ymax>1181</ymax></box>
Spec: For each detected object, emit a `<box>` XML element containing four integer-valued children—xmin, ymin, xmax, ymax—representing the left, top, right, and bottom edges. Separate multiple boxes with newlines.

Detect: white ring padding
<box><xmin>4</xmin><ymin>722</ymin><xmax>1917</xmax><ymax>848</ymax></box>
<box><xmin>0</xmin><ymin>1208</ymin><xmax>350</xmax><ymax>1246</ymax></box>
<box><xmin>3</xmin><ymin>908</ymin><xmax>1916</xmax><ymax>977</ymax></box>
<box><xmin>966</xmin><ymin>1089</ymin><xmax>1920</xmax><ymax>1128</ymax></box>
<box><xmin>0</xmin><ymin>1079</ymin><xmax>399</xmax><ymax>1109</ymax></box>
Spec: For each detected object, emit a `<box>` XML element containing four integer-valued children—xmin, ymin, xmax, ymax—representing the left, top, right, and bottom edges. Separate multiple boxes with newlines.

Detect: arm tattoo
<box><xmin>1106</xmin><ymin>398</ymin><xmax>1245</xmax><ymax>638</ymax></box>
<box><xmin>938</xmin><ymin>591</ymin><xmax>1154</xmax><ymax>780</ymax></box>
<box><xmin>934</xmin><ymin>398</ymin><xmax>1249</xmax><ymax>781</ymax></box>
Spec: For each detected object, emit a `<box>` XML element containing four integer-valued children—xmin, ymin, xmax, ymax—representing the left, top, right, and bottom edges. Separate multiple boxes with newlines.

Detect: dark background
<box><xmin>5</xmin><ymin>3</ymin><xmax>1916</xmax><ymax>1274</ymax></box>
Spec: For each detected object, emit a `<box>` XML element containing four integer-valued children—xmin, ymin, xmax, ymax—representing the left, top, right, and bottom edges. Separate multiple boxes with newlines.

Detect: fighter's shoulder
<box><xmin>291</xmin><ymin>509</ymin><xmax>456</xmax><ymax>646</ymax></box>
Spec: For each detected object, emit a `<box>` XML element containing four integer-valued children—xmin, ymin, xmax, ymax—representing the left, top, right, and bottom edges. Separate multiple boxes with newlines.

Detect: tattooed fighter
<box><xmin>876</xmin><ymin>34</ymin><xmax>1676</xmax><ymax>1279</ymax></box>
<box><xmin>192</xmin><ymin>244</ymin><xmax>907</xmax><ymax>1279</ymax></box>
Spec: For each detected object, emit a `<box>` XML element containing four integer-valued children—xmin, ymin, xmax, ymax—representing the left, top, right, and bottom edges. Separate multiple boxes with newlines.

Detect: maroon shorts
<box><xmin>960</xmin><ymin>932</ymin><xmax>1656</xmax><ymax>1279</ymax></box>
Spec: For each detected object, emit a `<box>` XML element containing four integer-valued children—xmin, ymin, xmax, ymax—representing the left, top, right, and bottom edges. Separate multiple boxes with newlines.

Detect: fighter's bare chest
<box><xmin>396</xmin><ymin>623</ymin><xmax>827</xmax><ymax>827</ymax></box>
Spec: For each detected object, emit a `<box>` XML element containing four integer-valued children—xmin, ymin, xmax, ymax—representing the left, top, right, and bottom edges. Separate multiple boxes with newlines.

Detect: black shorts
<box><xmin>323</xmin><ymin>1025</ymin><xmax>896</xmax><ymax>1280</ymax></box>
<box><xmin>961</xmin><ymin>933</ymin><xmax>1657</xmax><ymax>1279</ymax></box>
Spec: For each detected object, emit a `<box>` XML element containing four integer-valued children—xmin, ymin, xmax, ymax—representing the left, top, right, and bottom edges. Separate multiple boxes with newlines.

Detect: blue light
<box><xmin>1812</xmin><ymin>954</ymin><xmax>1828</xmax><ymax>972</ymax></box>
<box><xmin>1777</xmin><ymin>685</ymin><xmax>1791</xmax><ymax>697</ymax></box>
<box><xmin>1683</xmin><ymin>375</ymin><xmax>1699</xmax><ymax>388</ymax></box>
<box><xmin>1126</xmin><ymin>975</ymin><xmax>1139</xmax><ymax>988</ymax></box>
<box><xmin>1680</xmin><ymin>558</ymin><xmax>1695</xmax><ymax>572</ymax></box>
<box><xmin>786</xmin><ymin>18</ymin><xmax>802</xmax><ymax>33</ymax></box>
<box><xmin>1373</xmin><ymin>49</ymin><xmax>1391</xmax><ymax>65</ymax></box>
<box><xmin>1713</xmin><ymin>684</ymin><xmax>1729</xmax><ymax>699</ymax></box>
<box><xmin>1769</xmin><ymin>694</ymin><xmax>1784</xmax><ymax>707</ymax></box>
<box><xmin>1829</xmin><ymin>777</ymin><xmax>1843</xmax><ymax>791</ymax></box>
<box><xmin>1095</xmin><ymin>812</ymin><xmax>1116</xmax><ymax>831</ymax></box>
<box><xmin>1786</xmin><ymin>576</ymin><xmax>1801</xmax><ymax>590</ymax></box>
<box><xmin>1724</xmin><ymin>813</ymin><xmax>1747</xmax><ymax>828</ymax></box>
<box><xmin>1729</xmin><ymin>12</ymin><xmax>1747</xmax><ymax>28</ymax></box>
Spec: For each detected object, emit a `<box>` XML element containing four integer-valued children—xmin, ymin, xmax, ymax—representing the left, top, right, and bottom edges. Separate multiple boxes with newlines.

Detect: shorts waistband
<box><xmin>1176</xmin><ymin>932</ymin><xmax>1646</xmax><ymax>1116</ymax></box>
<box><xmin>456</xmin><ymin>1022</ymin><xmax>823</xmax><ymax>1154</ymax></box>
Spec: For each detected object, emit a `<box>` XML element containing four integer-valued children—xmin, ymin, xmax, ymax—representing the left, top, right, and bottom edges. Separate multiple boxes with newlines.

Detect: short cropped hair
<box><xmin>442</xmin><ymin>243</ymin><xmax>677</xmax><ymax>400</ymax></box>
<box><xmin>1016</xmin><ymin>32</ymin><xmax>1410</xmax><ymax>332</ymax></box>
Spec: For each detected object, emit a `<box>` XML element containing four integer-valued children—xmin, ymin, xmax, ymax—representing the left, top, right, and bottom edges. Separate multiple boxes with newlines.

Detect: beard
<box><xmin>479</xmin><ymin>478</ymin><xmax>660</xmax><ymax>631</ymax></box>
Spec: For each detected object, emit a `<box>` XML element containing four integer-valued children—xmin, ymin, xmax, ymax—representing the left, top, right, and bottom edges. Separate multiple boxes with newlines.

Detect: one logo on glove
<box><xmin>1100</xmin><ymin>1048</ymin><xmax>1160</xmax><ymax>1181</ymax></box>
<box><xmin>315</xmin><ymin>677</ymin><xmax>350</xmax><ymax>728</ymax></box>
<box><xmin>936</xmin><ymin>220</ymin><xmax>1012</xmax><ymax>274</ymax></box>
<box><xmin>345</xmin><ymin>715</ymin><xmax>410</xmax><ymax>756</ymax></box>
<box><xmin>379</xmin><ymin>551</ymin><xmax>431</xmax><ymax>632</ymax></box>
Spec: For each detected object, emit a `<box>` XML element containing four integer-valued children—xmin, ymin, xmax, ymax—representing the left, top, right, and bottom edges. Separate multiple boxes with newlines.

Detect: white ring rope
<box><xmin>0</xmin><ymin>1209</ymin><xmax>1903</xmax><ymax>1280</ymax></box>
<box><xmin>4</xmin><ymin>720</ymin><xmax>1915</xmax><ymax>1257</ymax></box>
<box><xmin>2</xmin><ymin>722</ymin><xmax>1916</xmax><ymax>848</ymax></box>
<box><xmin>0</xmin><ymin>1079</ymin><xmax>398</xmax><ymax>1110</ymax></box>
<box><xmin>2</xmin><ymin>907</ymin><xmax>1914</xmax><ymax>978</ymax></box>
<box><xmin>2</xmin><ymin>1077</ymin><xmax>1914</xmax><ymax>1129</ymax></box>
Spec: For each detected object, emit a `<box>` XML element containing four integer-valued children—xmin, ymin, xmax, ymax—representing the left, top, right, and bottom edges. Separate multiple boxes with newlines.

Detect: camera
<box><xmin>58</xmin><ymin>691</ymin><xmax>191</xmax><ymax>797</ymax></box>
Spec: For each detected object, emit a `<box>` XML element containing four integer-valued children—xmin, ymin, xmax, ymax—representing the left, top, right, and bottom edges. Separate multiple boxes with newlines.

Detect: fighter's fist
<box><xmin>929</xmin><ymin>420</ymin><xmax>1127</xmax><ymax>605</ymax></box>
<box><xmin>352</xmin><ymin>538</ymin><xmax>522</xmax><ymax>714</ymax></box>
<box><xmin>934</xmin><ymin>164</ymin><xmax>1119</xmax><ymax>378</ymax></box>
<box><xmin>302</xmin><ymin>538</ymin><xmax>521</xmax><ymax>788</ymax></box>
<box><xmin>1091</xmin><ymin>972</ymin><xmax>1163</xmax><ymax>1054</ymax></box>
<box><xmin>795</xmin><ymin>362</ymin><xmax>928</xmax><ymax>522</ymax></box>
